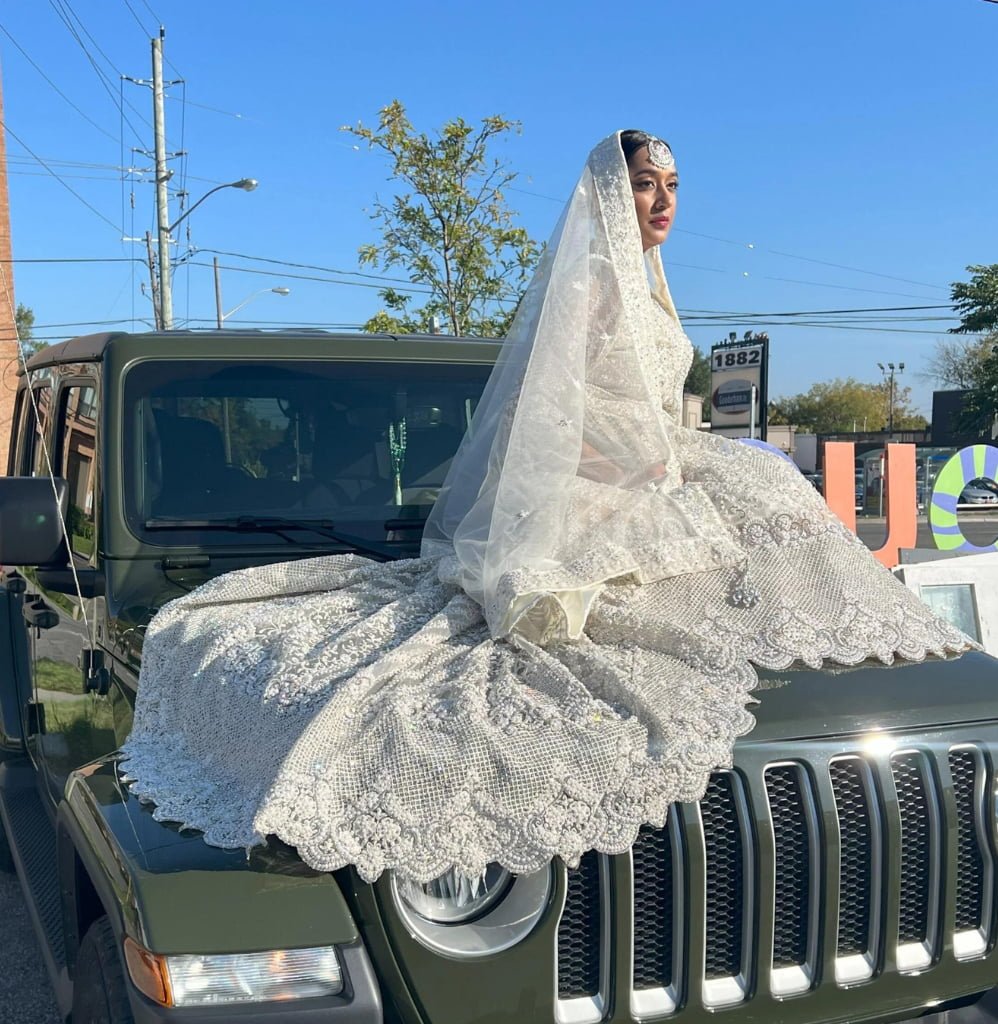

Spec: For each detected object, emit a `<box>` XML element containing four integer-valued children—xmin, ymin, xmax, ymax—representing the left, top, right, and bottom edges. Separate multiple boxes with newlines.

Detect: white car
<box><xmin>959</xmin><ymin>479</ymin><xmax>998</xmax><ymax>505</ymax></box>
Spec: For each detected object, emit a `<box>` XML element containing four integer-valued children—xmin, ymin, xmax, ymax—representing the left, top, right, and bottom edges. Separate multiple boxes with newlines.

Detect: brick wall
<box><xmin>0</xmin><ymin>73</ymin><xmax>18</xmax><ymax>475</ymax></box>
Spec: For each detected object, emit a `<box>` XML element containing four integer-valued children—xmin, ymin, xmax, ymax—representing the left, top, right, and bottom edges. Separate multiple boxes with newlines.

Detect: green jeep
<box><xmin>1</xmin><ymin>329</ymin><xmax>998</xmax><ymax>1024</ymax></box>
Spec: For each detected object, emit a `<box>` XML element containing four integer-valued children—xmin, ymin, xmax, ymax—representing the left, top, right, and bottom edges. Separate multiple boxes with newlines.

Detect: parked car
<box><xmin>959</xmin><ymin>479</ymin><xmax>998</xmax><ymax>505</ymax></box>
<box><xmin>2</xmin><ymin>330</ymin><xmax>998</xmax><ymax>1024</ymax></box>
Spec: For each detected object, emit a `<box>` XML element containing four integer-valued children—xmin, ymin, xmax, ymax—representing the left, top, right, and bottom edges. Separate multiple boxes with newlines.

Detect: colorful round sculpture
<box><xmin>928</xmin><ymin>444</ymin><xmax>998</xmax><ymax>554</ymax></box>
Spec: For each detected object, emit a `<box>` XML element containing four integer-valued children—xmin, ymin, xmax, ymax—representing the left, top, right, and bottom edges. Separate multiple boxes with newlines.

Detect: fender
<box><xmin>57</xmin><ymin>755</ymin><xmax>360</xmax><ymax>958</ymax></box>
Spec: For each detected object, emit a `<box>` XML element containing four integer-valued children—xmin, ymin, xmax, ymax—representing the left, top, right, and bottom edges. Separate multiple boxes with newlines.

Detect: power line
<box><xmin>121</xmin><ymin>0</ymin><xmax>154</xmax><ymax>36</ymax></box>
<box><xmin>0</xmin><ymin>118</ymin><xmax>120</xmax><ymax>231</ymax></box>
<box><xmin>684</xmin><ymin>321</ymin><xmax>970</xmax><ymax>337</ymax></box>
<box><xmin>0</xmin><ymin>22</ymin><xmax>120</xmax><ymax>143</ymax></box>
<box><xmin>200</xmin><ymin>248</ymin><xmax>435</xmax><ymax>288</ymax></box>
<box><xmin>505</xmin><ymin>183</ymin><xmax>949</xmax><ymax>295</ymax></box>
<box><xmin>185</xmin><ymin>259</ymin><xmax>435</xmax><ymax>295</ymax></box>
<box><xmin>138</xmin><ymin>0</ymin><xmax>162</xmax><ymax>21</ymax></box>
<box><xmin>46</xmin><ymin>0</ymin><xmax>151</xmax><ymax>144</ymax></box>
<box><xmin>681</xmin><ymin>303</ymin><xmax>953</xmax><ymax>317</ymax></box>
<box><xmin>3</xmin><ymin>257</ymin><xmax>143</xmax><ymax>264</ymax></box>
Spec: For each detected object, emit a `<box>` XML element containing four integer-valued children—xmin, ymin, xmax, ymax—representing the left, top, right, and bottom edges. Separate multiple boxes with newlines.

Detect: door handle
<box><xmin>23</xmin><ymin>599</ymin><xmax>59</xmax><ymax>630</ymax></box>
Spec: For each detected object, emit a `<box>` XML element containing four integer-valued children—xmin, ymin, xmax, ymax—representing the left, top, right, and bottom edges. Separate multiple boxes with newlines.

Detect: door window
<box><xmin>58</xmin><ymin>384</ymin><xmax>98</xmax><ymax>560</ymax></box>
<box><xmin>19</xmin><ymin>383</ymin><xmax>53</xmax><ymax>477</ymax></box>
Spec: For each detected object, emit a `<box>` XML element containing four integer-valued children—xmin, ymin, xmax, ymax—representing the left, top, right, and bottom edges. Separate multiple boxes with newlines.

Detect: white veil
<box><xmin>423</xmin><ymin>131</ymin><xmax>743</xmax><ymax>643</ymax></box>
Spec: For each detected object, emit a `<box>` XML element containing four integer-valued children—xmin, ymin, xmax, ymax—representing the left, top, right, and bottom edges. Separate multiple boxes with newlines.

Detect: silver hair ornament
<box><xmin>646</xmin><ymin>137</ymin><xmax>675</xmax><ymax>170</ymax></box>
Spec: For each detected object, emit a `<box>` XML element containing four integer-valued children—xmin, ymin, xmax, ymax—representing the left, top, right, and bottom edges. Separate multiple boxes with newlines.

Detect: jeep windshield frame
<box><xmin>119</xmin><ymin>356</ymin><xmax>493</xmax><ymax>553</ymax></box>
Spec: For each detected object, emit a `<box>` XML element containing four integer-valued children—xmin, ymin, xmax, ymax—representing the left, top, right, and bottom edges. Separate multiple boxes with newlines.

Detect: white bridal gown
<box><xmin>122</xmin><ymin>133</ymin><xmax>971</xmax><ymax>883</ymax></box>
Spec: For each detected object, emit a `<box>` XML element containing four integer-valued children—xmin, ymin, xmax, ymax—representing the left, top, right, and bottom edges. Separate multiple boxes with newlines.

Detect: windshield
<box><xmin>122</xmin><ymin>358</ymin><xmax>492</xmax><ymax>546</ymax></box>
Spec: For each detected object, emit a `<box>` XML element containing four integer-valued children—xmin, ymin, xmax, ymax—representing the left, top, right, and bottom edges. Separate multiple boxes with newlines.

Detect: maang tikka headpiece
<box><xmin>646</xmin><ymin>136</ymin><xmax>675</xmax><ymax>170</ymax></box>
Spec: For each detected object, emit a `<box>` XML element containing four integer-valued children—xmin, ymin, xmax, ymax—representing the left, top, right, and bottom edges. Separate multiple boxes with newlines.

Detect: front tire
<box><xmin>72</xmin><ymin>917</ymin><xmax>135</xmax><ymax>1024</ymax></box>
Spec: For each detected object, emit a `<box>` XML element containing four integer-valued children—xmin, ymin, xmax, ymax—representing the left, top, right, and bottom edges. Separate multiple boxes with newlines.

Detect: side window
<box><xmin>19</xmin><ymin>384</ymin><xmax>53</xmax><ymax>477</ymax></box>
<box><xmin>6</xmin><ymin>389</ymin><xmax>24</xmax><ymax>475</ymax></box>
<box><xmin>58</xmin><ymin>384</ymin><xmax>98</xmax><ymax>560</ymax></box>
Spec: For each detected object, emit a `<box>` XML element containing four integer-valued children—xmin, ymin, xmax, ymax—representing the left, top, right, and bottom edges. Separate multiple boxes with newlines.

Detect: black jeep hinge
<box><xmin>26</xmin><ymin>702</ymin><xmax>45</xmax><ymax>735</ymax></box>
<box><xmin>80</xmin><ymin>649</ymin><xmax>111</xmax><ymax>696</ymax></box>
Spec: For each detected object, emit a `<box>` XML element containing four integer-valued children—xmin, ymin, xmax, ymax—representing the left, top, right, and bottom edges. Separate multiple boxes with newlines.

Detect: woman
<box><xmin>122</xmin><ymin>131</ymin><xmax>971</xmax><ymax>883</ymax></box>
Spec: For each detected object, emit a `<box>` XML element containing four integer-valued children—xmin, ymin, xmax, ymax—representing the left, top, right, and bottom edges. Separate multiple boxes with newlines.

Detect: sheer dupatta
<box><xmin>423</xmin><ymin>132</ymin><xmax>742</xmax><ymax>643</ymax></box>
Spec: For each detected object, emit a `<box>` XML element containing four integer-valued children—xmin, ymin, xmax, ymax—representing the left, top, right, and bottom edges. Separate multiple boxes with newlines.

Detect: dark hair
<box><xmin>620</xmin><ymin>129</ymin><xmax>673</xmax><ymax>165</ymax></box>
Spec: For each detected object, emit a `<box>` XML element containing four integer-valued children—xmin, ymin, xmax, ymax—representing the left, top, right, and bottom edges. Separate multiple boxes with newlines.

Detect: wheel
<box><xmin>72</xmin><ymin>917</ymin><xmax>135</xmax><ymax>1024</ymax></box>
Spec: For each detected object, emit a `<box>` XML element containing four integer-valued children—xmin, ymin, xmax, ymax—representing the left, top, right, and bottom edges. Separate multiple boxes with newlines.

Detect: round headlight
<box><xmin>391</xmin><ymin>864</ymin><xmax>552</xmax><ymax>958</ymax></box>
<box><xmin>395</xmin><ymin>864</ymin><xmax>512</xmax><ymax>924</ymax></box>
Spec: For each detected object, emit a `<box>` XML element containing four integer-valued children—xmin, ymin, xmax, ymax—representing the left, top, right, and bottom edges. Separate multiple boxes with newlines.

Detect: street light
<box><xmin>213</xmin><ymin>256</ymin><xmax>289</xmax><ymax>328</ymax></box>
<box><xmin>157</xmin><ymin>178</ymin><xmax>258</xmax><ymax>330</ymax></box>
<box><xmin>877</xmin><ymin>360</ymin><xmax>905</xmax><ymax>436</ymax></box>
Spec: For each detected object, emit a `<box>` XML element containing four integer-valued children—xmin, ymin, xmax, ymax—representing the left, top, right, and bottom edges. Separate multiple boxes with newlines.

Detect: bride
<box><xmin>122</xmin><ymin>130</ymin><xmax>972</xmax><ymax>883</ymax></box>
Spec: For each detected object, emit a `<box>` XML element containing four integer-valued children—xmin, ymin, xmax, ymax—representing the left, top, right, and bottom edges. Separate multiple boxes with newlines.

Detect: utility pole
<box><xmin>152</xmin><ymin>30</ymin><xmax>172</xmax><ymax>330</ymax></box>
<box><xmin>144</xmin><ymin>231</ymin><xmax>161</xmax><ymax>329</ymax></box>
<box><xmin>877</xmin><ymin>361</ymin><xmax>905</xmax><ymax>436</ymax></box>
<box><xmin>214</xmin><ymin>257</ymin><xmax>224</xmax><ymax>329</ymax></box>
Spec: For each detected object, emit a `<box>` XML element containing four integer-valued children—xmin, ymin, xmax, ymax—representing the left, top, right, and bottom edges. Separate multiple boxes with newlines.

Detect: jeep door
<box><xmin>24</xmin><ymin>373</ymin><xmax>114</xmax><ymax>805</ymax></box>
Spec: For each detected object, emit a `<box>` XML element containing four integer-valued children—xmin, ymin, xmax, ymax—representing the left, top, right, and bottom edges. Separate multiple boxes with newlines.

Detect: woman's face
<box><xmin>628</xmin><ymin>145</ymin><xmax>679</xmax><ymax>251</ymax></box>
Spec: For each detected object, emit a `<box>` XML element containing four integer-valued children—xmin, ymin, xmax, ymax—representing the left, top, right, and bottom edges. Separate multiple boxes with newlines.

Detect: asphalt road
<box><xmin>0</xmin><ymin>870</ymin><xmax>61</xmax><ymax>1023</ymax></box>
<box><xmin>854</xmin><ymin>510</ymin><xmax>998</xmax><ymax>552</ymax></box>
<box><xmin>2</xmin><ymin>510</ymin><xmax>996</xmax><ymax>1022</ymax></box>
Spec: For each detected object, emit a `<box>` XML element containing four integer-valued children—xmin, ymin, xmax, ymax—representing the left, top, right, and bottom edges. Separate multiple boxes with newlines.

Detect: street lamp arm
<box><xmin>168</xmin><ymin>178</ymin><xmax>258</xmax><ymax>234</ymax></box>
<box><xmin>221</xmin><ymin>287</ymin><xmax>290</xmax><ymax>322</ymax></box>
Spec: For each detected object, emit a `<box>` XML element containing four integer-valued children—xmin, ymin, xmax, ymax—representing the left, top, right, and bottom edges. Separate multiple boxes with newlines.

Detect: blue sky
<box><xmin>1</xmin><ymin>0</ymin><xmax>996</xmax><ymax>414</ymax></box>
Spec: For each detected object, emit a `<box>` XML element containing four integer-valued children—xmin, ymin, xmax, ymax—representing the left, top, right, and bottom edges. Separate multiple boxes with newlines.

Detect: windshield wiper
<box><xmin>144</xmin><ymin>516</ymin><xmax>401</xmax><ymax>562</ymax></box>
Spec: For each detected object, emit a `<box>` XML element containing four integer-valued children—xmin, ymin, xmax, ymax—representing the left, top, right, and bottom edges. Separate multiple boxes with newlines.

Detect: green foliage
<box><xmin>684</xmin><ymin>345</ymin><xmax>711</xmax><ymax>399</ymax></box>
<box><xmin>951</xmin><ymin>264</ymin><xmax>998</xmax><ymax>336</ymax></box>
<box><xmin>683</xmin><ymin>345</ymin><xmax>711</xmax><ymax>421</ymax></box>
<box><xmin>956</xmin><ymin>338</ymin><xmax>998</xmax><ymax>435</ymax></box>
<box><xmin>924</xmin><ymin>335</ymin><xmax>994</xmax><ymax>390</ymax></box>
<box><xmin>14</xmin><ymin>303</ymin><xmax>47</xmax><ymax>357</ymax></box>
<box><xmin>342</xmin><ymin>101</ymin><xmax>541</xmax><ymax>338</ymax></box>
<box><xmin>769</xmin><ymin>377</ymin><xmax>926</xmax><ymax>434</ymax></box>
<box><xmin>948</xmin><ymin>266</ymin><xmax>998</xmax><ymax>434</ymax></box>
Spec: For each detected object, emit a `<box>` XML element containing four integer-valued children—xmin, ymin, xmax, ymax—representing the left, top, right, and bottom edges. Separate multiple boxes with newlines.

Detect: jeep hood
<box><xmin>745</xmin><ymin>650</ymin><xmax>998</xmax><ymax>743</ymax></box>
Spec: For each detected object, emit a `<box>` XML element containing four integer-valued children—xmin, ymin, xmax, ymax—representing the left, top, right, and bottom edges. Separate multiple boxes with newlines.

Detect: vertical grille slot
<box><xmin>632</xmin><ymin>824</ymin><xmax>675</xmax><ymax>990</ymax></box>
<box><xmin>950</xmin><ymin>749</ymin><xmax>984</xmax><ymax>930</ymax></box>
<box><xmin>701</xmin><ymin>772</ymin><xmax>749</xmax><ymax>987</ymax></box>
<box><xmin>765</xmin><ymin>763</ymin><xmax>818</xmax><ymax>997</ymax></box>
<box><xmin>948</xmin><ymin>746</ymin><xmax>992</xmax><ymax>959</ymax></box>
<box><xmin>765</xmin><ymin>765</ymin><xmax>812</xmax><ymax>968</ymax></box>
<box><xmin>830</xmin><ymin>756</ymin><xmax>879</xmax><ymax>984</ymax></box>
<box><xmin>558</xmin><ymin>850</ymin><xmax>602</xmax><ymax>1000</ymax></box>
<box><xmin>891</xmin><ymin>751</ymin><xmax>939</xmax><ymax>970</ymax></box>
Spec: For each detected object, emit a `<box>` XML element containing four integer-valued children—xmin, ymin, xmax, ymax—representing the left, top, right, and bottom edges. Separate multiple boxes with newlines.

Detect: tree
<box><xmin>684</xmin><ymin>345</ymin><xmax>710</xmax><ymax>398</ymax></box>
<box><xmin>769</xmin><ymin>377</ymin><xmax>927</xmax><ymax>434</ymax></box>
<box><xmin>948</xmin><ymin>265</ymin><xmax>998</xmax><ymax>434</ymax></box>
<box><xmin>923</xmin><ymin>335</ymin><xmax>993</xmax><ymax>389</ymax></box>
<box><xmin>683</xmin><ymin>345</ymin><xmax>711</xmax><ymax>420</ymax></box>
<box><xmin>951</xmin><ymin>264</ymin><xmax>998</xmax><ymax>336</ymax></box>
<box><xmin>343</xmin><ymin>101</ymin><xmax>541</xmax><ymax>338</ymax></box>
<box><xmin>14</xmin><ymin>303</ymin><xmax>46</xmax><ymax>357</ymax></box>
<box><xmin>957</xmin><ymin>339</ymin><xmax>998</xmax><ymax>435</ymax></box>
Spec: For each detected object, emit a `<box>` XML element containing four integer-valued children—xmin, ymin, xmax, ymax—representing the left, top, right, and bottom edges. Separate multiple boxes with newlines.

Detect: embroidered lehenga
<box><xmin>121</xmin><ymin>132</ymin><xmax>971</xmax><ymax>883</ymax></box>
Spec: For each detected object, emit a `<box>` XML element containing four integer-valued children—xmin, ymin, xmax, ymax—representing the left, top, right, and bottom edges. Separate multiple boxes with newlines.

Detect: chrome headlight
<box><xmin>395</xmin><ymin>864</ymin><xmax>511</xmax><ymax>924</ymax></box>
<box><xmin>391</xmin><ymin>864</ymin><xmax>552</xmax><ymax>958</ymax></box>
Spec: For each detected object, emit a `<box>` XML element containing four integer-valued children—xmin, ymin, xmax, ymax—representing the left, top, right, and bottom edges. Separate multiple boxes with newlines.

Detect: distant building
<box><xmin>931</xmin><ymin>389</ymin><xmax>997</xmax><ymax>448</ymax></box>
<box><xmin>682</xmin><ymin>392</ymin><xmax>705</xmax><ymax>430</ymax></box>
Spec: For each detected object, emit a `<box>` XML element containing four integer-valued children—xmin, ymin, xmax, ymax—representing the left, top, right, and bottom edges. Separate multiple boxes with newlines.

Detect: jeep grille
<box><xmin>556</xmin><ymin>734</ymin><xmax>997</xmax><ymax>1021</ymax></box>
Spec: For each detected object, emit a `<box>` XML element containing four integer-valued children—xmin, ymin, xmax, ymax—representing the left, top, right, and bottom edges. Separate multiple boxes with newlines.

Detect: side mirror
<box><xmin>0</xmin><ymin>477</ymin><xmax>70</xmax><ymax>567</ymax></box>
